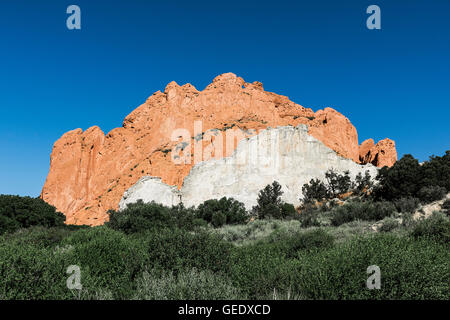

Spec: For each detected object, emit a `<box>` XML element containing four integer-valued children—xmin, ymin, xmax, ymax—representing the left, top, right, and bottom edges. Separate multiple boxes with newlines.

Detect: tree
<box><xmin>325</xmin><ymin>169</ymin><xmax>352</xmax><ymax>198</ymax></box>
<box><xmin>301</xmin><ymin>178</ymin><xmax>329</xmax><ymax>205</ymax></box>
<box><xmin>253</xmin><ymin>181</ymin><xmax>284</xmax><ymax>219</ymax></box>
<box><xmin>196</xmin><ymin>197</ymin><xmax>247</xmax><ymax>227</ymax></box>
<box><xmin>0</xmin><ymin>195</ymin><xmax>65</xmax><ymax>234</ymax></box>
<box><xmin>374</xmin><ymin>154</ymin><xmax>423</xmax><ymax>201</ymax></box>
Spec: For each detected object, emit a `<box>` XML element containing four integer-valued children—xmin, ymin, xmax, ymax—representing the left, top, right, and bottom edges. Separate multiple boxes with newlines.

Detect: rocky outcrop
<box><xmin>120</xmin><ymin>125</ymin><xmax>379</xmax><ymax>211</ymax></box>
<box><xmin>41</xmin><ymin>73</ymin><xmax>397</xmax><ymax>225</ymax></box>
<box><xmin>413</xmin><ymin>193</ymin><xmax>450</xmax><ymax>220</ymax></box>
<box><xmin>359</xmin><ymin>138</ymin><xmax>397</xmax><ymax>167</ymax></box>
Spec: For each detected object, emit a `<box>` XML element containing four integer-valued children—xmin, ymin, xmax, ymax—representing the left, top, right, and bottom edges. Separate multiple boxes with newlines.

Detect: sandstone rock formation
<box><xmin>41</xmin><ymin>73</ymin><xmax>397</xmax><ymax>225</ymax></box>
<box><xmin>359</xmin><ymin>138</ymin><xmax>397</xmax><ymax>167</ymax></box>
<box><xmin>120</xmin><ymin>125</ymin><xmax>379</xmax><ymax>211</ymax></box>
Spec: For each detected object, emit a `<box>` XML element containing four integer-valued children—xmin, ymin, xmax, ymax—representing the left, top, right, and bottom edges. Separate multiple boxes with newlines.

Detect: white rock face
<box><xmin>119</xmin><ymin>177</ymin><xmax>180</xmax><ymax>210</ymax></box>
<box><xmin>119</xmin><ymin>125</ymin><xmax>378</xmax><ymax>210</ymax></box>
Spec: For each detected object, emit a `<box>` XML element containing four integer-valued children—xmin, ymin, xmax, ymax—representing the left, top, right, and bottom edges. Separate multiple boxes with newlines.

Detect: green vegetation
<box><xmin>0</xmin><ymin>195</ymin><xmax>65</xmax><ymax>235</ymax></box>
<box><xmin>0</xmin><ymin>150</ymin><xmax>448</xmax><ymax>300</ymax></box>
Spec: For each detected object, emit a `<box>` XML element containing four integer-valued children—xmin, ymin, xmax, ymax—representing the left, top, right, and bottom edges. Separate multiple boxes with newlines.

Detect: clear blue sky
<box><xmin>0</xmin><ymin>0</ymin><xmax>449</xmax><ymax>197</ymax></box>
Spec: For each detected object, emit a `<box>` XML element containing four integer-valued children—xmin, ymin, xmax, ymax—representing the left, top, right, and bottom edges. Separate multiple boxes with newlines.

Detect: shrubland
<box><xmin>0</xmin><ymin>150</ymin><xmax>448</xmax><ymax>300</ymax></box>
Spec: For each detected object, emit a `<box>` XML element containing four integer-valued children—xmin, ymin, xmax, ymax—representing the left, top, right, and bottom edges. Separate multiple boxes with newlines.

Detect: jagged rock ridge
<box><xmin>41</xmin><ymin>73</ymin><xmax>397</xmax><ymax>225</ymax></box>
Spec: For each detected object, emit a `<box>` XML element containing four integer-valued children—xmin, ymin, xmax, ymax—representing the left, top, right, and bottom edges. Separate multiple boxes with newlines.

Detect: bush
<box><xmin>229</xmin><ymin>241</ymin><xmax>296</xmax><ymax>299</ymax></box>
<box><xmin>280</xmin><ymin>203</ymin><xmax>297</xmax><ymax>219</ymax></box>
<box><xmin>139</xmin><ymin>228</ymin><xmax>233</xmax><ymax>274</ymax></box>
<box><xmin>0</xmin><ymin>226</ymin><xmax>73</xmax><ymax>248</ymax></box>
<box><xmin>211</xmin><ymin>211</ymin><xmax>227</xmax><ymax>228</ymax></box>
<box><xmin>379</xmin><ymin>218</ymin><xmax>400</xmax><ymax>232</ymax></box>
<box><xmin>374</xmin><ymin>151</ymin><xmax>450</xmax><ymax>201</ymax></box>
<box><xmin>268</xmin><ymin>229</ymin><xmax>334</xmax><ymax>257</ymax></box>
<box><xmin>61</xmin><ymin>227</ymin><xmax>148</xmax><ymax>299</ymax></box>
<box><xmin>0</xmin><ymin>195</ymin><xmax>65</xmax><ymax>234</ymax></box>
<box><xmin>410</xmin><ymin>212</ymin><xmax>450</xmax><ymax>244</ymax></box>
<box><xmin>442</xmin><ymin>199</ymin><xmax>450</xmax><ymax>216</ymax></box>
<box><xmin>0</xmin><ymin>240</ymin><xmax>72</xmax><ymax>299</ymax></box>
<box><xmin>196</xmin><ymin>197</ymin><xmax>247</xmax><ymax>227</ymax></box>
<box><xmin>394</xmin><ymin>197</ymin><xmax>420</xmax><ymax>213</ymax></box>
<box><xmin>294</xmin><ymin>234</ymin><xmax>449</xmax><ymax>299</ymax></box>
<box><xmin>107</xmin><ymin>200</ymin><xmax>200</xmax><ymax>233</ymax></box>
<box><xmin>253</xmin><ymin>181</ymin><xmax>284</xmax><ymax>219</ymax></box>
<box><xmin>421</xmin><ymin>151</ymin><xmax>450</xmax><ymax>191</ymax></box>
<box><xmin>134</xmin><ymin>268</ymin><xmax>244</xmax><ymax>300</ymax></box>
<box><xmin>374</xmin><ymin>154</ymin><xmax>423</xmax><ymax>201</ymax></box>
<box><xmin>331</xmin><ymin>200</ymin><xmax>395</xmax><ymax>226</ymax></box>
<box><xmin>298</xmin><ymin>204</ymin><xmax>321</xmax><ymax>228</ymax></box>
<box><xmin>417</xmin><ymin>186</ymin><xmax>447</xmax><ymax>204</ymax></box>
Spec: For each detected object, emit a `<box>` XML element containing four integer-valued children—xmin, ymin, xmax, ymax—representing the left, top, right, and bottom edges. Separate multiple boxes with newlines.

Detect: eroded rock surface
<box><xmin>41</xmin><ymin>73</ymin><xmax>396</xmax><ymax>225</ymax></box>
<box><xmin>120</xmin><ymin>125</ymin><xmax>379</xmax><ymax>210</ymax></box>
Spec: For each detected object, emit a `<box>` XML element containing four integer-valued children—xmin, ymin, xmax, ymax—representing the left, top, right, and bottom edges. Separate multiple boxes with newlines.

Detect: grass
<box><xmin>0</xmin><ymin>211</ymin><xmax>448</xmax><ymax>300</ymax></box>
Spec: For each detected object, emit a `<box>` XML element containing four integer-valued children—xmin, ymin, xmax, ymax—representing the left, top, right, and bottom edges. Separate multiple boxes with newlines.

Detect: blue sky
<box><xmin>0</xmin><ymin>0</ymin><xmax>449</xmax><ymax>197</ymax></box>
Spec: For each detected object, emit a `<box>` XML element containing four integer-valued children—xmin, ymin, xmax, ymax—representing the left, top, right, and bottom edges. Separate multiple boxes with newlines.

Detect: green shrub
<box><xmin>280</xmin><ymin>203</ymin><xmax>297</xmax><ymax>219</ymax></box>
<box><xmin>294</xmin><ymin>234</ymin><xmax>450</xmax><ymax>299</ymax></box>
<box><xmin>374</xmin><ymin>151</ymin><xmax>450</xmax><ymax>201</ymax></box>
<box><xmin>196</xmin><ymin>197</ymin><xmax>247</xmax><ymax>227</ymax></box>
<box><xmin>420</xmin><ymin>151</ymin><xmax>450</xmax><ymax>191</ymax></box>
<box><xmin>331</xmin><ymin>200</ymin><xmax>395</xmax><ymax>226</ymax></box>
<box><xmin>374</xmin><ymin>154</ymin><xmax>423</xmax><ymax>201</ymax></box>
<box><xmin>134</xmin><ymin>268</ymin><xmax>244</xmax><ymax>300</ymax></box>
<box><xmin>267</xmin><ymin>229</ymin><xmax>334</xmax><ymax>257</ymax></box>
<box><xmin>379</xmin><ymin>217</ymin><xmax>400</xmax><ymax>232</ymax></box>
<box><xmin>410</xmin><ymin>212</ymin><xmax>450</xmax><ymax>244</ymax></box>
<box><xmin>442</xmin><ymin>199</ymin><xmax>450</xmax><ymax>216</ymax></box>
<box><xmin>298</xmin><ymin>204</ymin><xmax>321</xmax><ymax>228</ymax></box>
<box><xmin>417</xmin><ymin>186</ymin><xmax>447</xmax><ymax>204</ymax></box>
<box><xmin>229</xmin><ymin>241</ymin><xmax>295</xmax><ymax>299</ymax></box>
<box><xmin>0</xmin><ymin>240</ymin><xmax>72</xmax><ymax>299</ymax></box>
<box><xmin>0</xmin><ymin>195</ymin><xmax>65</xmax><ymax>234</ymax></box>
<box><xmin>0</xmin><ymin>226</ymin><xmax>73</xmax><ymax>247</ymax></box>
<box><xmin>107</xmin><ymin>200</ymin><xmax>200</xmax><ymax>233</ymax></box>
<box><xmin>211</xmin><ymin>211</ymin><xmax>227</xmax><ymax>227</ymax></box>
<box><xmin>139</xmin><ymin>228</ymin><xmax>233</xmax><ymax>274</ymax></box>
<box><xmin>61</xmin><ymin>227</ymin><xmax>148</xmax><ymax>299</ymax></box>
<box><xmin>170</xmin><ymin>203</ymin><xmax>204</xmax><ymax>230</ymax></box>
<box><xmin>394</xmin><ymin>197</ymin><xmax>420</xmax><ymax>213</ymax></box>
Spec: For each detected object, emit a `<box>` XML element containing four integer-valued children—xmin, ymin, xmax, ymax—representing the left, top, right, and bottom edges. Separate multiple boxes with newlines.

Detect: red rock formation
<box><xmin>41</xmin><ymin>73</ymin><xmax>397</xmax><ymax>225</ymax></box>
<box><xmin>359</xmin><ymin>138</ymin><xmax>397</xmax><ymax>167</ymax></box>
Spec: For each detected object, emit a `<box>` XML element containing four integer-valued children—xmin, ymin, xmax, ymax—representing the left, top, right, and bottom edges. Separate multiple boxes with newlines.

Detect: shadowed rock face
<box><xmin>41</xmin><ymin>73</ymin><xmax>397</xmax><ymax>225</ymax></box>
<box><xmin>119</xmin><ymin>125</ymin><xmax>379</xmax><ymax>211</ymax></box>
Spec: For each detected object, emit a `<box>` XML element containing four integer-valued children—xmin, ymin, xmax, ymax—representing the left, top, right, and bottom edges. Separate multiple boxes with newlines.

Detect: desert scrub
<box><xmin>61</xmin><ymin>226</ymin><xmax>148</xmax><ymax>299</ymax></box>
<box><xmin>136</xmin><ymin>227</ymin><xmax>233</xmax><ymax>274</ymax></box>
<box><xmin>0</xmin><ymin>240</ymin><xmax>73</xmax><ymax>299</ymax></box>
<box><xmin>265</xmin><ymin>228</ymin><xmax>334</xmax><ymax>257</ymax></box>
<box><xmin>0</xmin><ymin>226</ymin><xmax>73</xmax><ymax>247</ymax></box>
<box><xmin>213</xmin><ymin>219</ymin><xmax>301</xmax><ymax>245</ymax></box>
<box><xmin>133</xmin><ymin>268</ymin><xmax>244</xmax><ymax>300</ymax></box>
<box><xmin>323</xmin><ymin>220</ymin><xmax>373</xmax><ymax>243</ymax></box>
<box><xmin>293</xmin><ymin>234</ymin><xmax>450</xmax><ymax>300</ymax></box>
<box><xmin>331</xmin><ymin>200</ymin><xmax>396</xmax><ymax>226</ymax></box>
<box><xmin>379</xmin><ymin>217</ymin><xmax>400</xmax><ymax>232</ymax></box>
<box><xmin>410</xmin><ymin>212</ymin><xmax>450</xmax><ymax>244</ymax></box>
<box><xmin>229</xmin><ymin>241</ymin><xmax>299</xmax><ymax>299</ymax></box>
